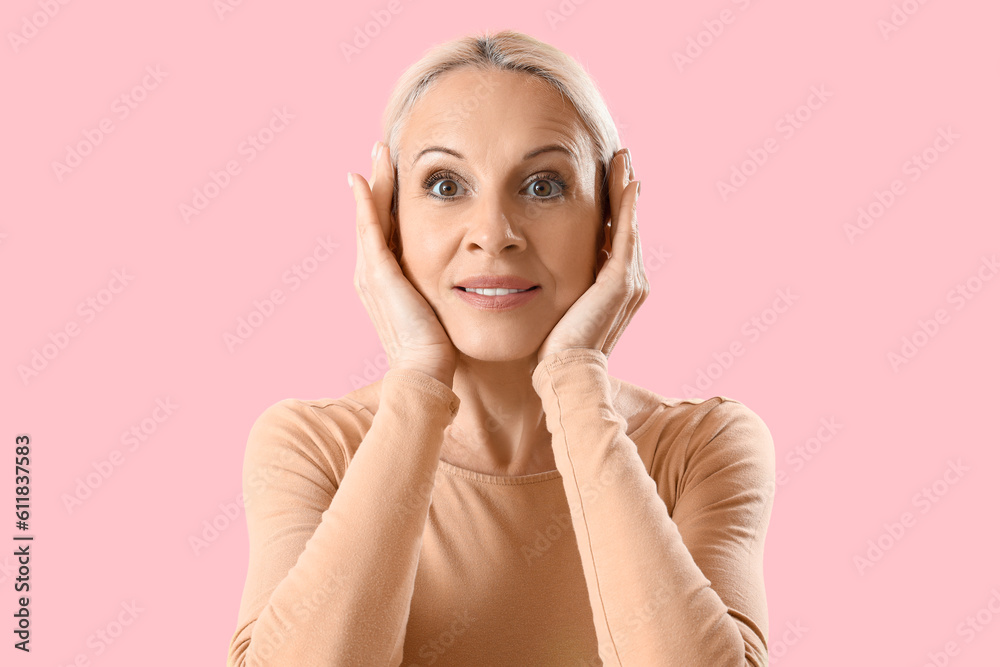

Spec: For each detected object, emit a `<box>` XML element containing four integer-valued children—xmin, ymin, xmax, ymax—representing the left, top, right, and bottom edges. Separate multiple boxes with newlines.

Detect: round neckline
<box><xmin>436</xmin><ymin>458</ymin><xmax>562</xmax><ymax>485</ymax></box>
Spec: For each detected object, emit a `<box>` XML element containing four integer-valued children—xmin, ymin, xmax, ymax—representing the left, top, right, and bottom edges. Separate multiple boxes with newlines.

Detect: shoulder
<box><xmin>245</xmin><ymin>372</ymin><xmax>449</xmax><ymax>482</ymax></box>
<box><xmin>609</xmin><ymin>376</ymin><xmax>774</xmax><ymax>502</ymax></box>
<box><xmin>244</xmin><ymin>391</ymin><xmax>377</xmax><ymax>489</ymax></box>
<box><xmin>674</xmin><ymin>397</ymin><xmax>775</xmax><ymax>475</ymax></box>
<box><xmin>609</xmin><ymin>377</ymin><xmax>752</xmax><ymax>433</ymax></box>
<box><xmin>611</xmin><ymin>373</ymin><xmax>772</xmax><ymax>458</ymax></box>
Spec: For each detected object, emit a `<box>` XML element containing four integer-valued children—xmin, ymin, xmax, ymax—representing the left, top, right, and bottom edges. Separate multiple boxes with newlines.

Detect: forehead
<box><xmin>399</xmin><ymin>68</ymin><xmax>592</xmax><ymax>167</ymax></box>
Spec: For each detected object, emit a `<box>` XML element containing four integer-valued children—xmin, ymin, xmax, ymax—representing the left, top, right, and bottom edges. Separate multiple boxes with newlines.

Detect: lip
<box><xmin>454</xmin><ymin>274</ymin><xmax>538</xmax><ymax>289</ymax></box>
<box><xmin>453</xmin><ymin>285</ymin><xmax>541</xmax><ymax>311</ymax></box>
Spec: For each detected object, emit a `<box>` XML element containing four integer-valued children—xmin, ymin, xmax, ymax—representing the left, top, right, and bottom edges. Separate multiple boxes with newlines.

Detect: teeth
<box><xmin>462</xmin><ymin>287</ymin><xmax>530</xmax><ymax>296</ymax></box>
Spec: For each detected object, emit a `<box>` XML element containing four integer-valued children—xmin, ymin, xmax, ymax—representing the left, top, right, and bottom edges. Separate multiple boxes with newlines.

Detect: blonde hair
<box><xmin>381</xmin><ymin>29</ymin><xmax>621</xmax><ymax>228</ymax></box>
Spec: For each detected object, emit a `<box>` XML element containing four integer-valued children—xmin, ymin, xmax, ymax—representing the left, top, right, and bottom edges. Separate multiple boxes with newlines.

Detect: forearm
<box><xmin>551</xmin><ymin>418</ymin><xmax>747</xmax><ymax>665</ymax></box>
<box><xmin>229</xmin><ymin>369</ymin><xmax>460</xmax><ymax>667</ymax></box>
<box><xmin>533</xmin><ymin>349</ymin><xmax>766</xmax><ymax>666</ymax></box>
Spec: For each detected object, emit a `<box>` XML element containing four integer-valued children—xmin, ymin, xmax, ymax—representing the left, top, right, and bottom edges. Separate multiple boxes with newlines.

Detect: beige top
<box><xmin>227</xmin><ymin>347</ymin><xmax>775</xmax><ymax>666</ymax></box>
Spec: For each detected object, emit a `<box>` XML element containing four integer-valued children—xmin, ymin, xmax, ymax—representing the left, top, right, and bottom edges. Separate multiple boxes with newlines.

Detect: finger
<box><xmin>350</xmin><ymin>171</ymin><xmax>393</xmax><ymax>267</ymax></box>
<box><xmin>593</xmin><ymin>150</ymin><xmax>625</xmax><ymax>276</ymax></box>
<box><xmin>610</xmin><ymin>178</ymin><xmax>641</xmax><ymax>264</ymax></box>
<box><xmin>352</xmin><ymin>172</ymin><xmax>369</xmax><ymax>283</ymax></box>
<box><xmin>607</xmin><ymin>149</ymin><xmax>627</xmax><ymax>228</ymax></box>
<box><xmin>623</xmin><ymin>178</ymin><xmax>648</xmax><ymax>311</ymax></box>
<box><xmin>607</xmin><ymin>149</ymin><xmax>631</xmax><ymax>250</ymax></box>
<box><xmin>371</xmin><ymin>142</ymin><xmax>394</xmax><ymax>243</ymax></box>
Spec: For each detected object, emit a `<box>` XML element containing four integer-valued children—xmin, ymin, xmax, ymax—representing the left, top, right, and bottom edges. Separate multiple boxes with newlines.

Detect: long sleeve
<box><xmin>531</xmin><ymin>348</ymin><xmax>775</xmax><ymax>667</ymax></box>
<box><xmin>227</xmin><ymin>368</ymin><xmax>460</xmax><ymax>667</ymax></box>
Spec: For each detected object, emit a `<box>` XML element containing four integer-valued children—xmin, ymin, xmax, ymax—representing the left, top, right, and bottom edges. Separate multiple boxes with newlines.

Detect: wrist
<box><xmin>391</xmin><ymin>363</ymin><xmax>455</xmax><ymax>390</ymax></box>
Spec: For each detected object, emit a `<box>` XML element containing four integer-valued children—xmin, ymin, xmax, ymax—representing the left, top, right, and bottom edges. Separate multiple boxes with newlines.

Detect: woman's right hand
<box><xmin>349</xmin><ymin>140</ymin><xmax>458</xmax><ymax>388</ymax></box>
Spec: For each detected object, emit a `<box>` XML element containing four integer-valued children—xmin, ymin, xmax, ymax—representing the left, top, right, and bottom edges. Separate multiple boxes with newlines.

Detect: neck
<box><xmin>442</xmin><ymin>351</ymin><xmax>556</xmax><ymax>477</ymax></box>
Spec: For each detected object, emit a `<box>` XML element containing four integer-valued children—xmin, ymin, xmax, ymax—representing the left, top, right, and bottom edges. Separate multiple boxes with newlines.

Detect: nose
<box><xmin>463</xmin><ymin>195</ymin><xmax>527</xmax><ymax>256</ymax></box>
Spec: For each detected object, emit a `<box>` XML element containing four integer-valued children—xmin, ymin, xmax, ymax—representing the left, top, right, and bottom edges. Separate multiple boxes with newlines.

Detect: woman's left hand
<box><xmin>536</xmin><ymin>148</ymin><xmax>649</xmax><ymax>365</ymax></box>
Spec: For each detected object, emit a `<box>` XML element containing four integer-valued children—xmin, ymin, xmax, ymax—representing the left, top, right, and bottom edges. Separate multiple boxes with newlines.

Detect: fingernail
<box><xmin>636</xmin><ymin>180</ymin><xmax>641</xmax><ymax>199</ymax></box>
<box><xmin>371</xmin><ymin>140</ymin><xmax>380</xmax><ymax>160</ymax></box>
<box><xmin>375</xmin><ymin>143</ymin><xmax>385</xmax><ymax>162</ymax></box>
<box><xmin>347</xmin><ymin>172</ymin><xmax>354</xmax><ymax>188</ymax></box>
<box><xmin>624</xmin><ymin>148</ymin><xmax>633</xmax><ymax>178</ymax></box>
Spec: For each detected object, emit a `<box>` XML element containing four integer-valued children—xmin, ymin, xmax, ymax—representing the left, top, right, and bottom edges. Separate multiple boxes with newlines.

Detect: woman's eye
<box><xmin>425</xmin><ymin>174</ymin><xmax>565</xmax><ymax>199</ymax></box>
<box><xmin>527</xmin><ymin>178</ymin><xmax>563</xmax><ymax>198</ymax></box>
<box><xmin>430</xmin><ymin>178</ymin><xmax>464</xmax><ymax>198</ymax></box>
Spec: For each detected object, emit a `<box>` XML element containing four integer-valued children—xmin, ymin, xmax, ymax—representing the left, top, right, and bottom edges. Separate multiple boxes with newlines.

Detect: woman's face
<box><xmin>394</xmin><ymin>67</ymin><xmax>605</xmax><ymax>363</ymax></box>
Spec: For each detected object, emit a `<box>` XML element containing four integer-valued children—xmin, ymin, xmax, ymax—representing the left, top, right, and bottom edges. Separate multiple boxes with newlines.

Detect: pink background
<box><xmin>3</xmin><ymin>1</ymin><xmax>998</xmax><ymax>665</ymax></box>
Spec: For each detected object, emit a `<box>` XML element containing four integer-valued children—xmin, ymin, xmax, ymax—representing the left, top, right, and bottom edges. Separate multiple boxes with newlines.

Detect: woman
<box><xmin>228</xmin><ymin>30</ymin><xmax>775</xmax><ymax>667</ymax></box>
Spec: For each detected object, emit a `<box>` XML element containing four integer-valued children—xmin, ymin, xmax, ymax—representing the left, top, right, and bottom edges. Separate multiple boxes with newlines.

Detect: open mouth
<box><xmin>456</xmin><ymin>286</ymin><xmax>540</xmax><ymax>296</ymax></box>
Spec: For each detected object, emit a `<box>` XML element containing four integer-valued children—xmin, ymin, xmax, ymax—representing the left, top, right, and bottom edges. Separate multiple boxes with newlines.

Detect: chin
<box><xmin>457</xmin><ymin>348</ymin><xmax>539</xmax><ymax>364</ymax></box>
<box><xmin>449</xmin><ymin>327</ymin><xmax>544</xmax><ymax>364</ymax></box>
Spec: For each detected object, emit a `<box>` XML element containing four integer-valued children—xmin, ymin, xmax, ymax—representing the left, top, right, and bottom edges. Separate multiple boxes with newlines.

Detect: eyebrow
<box><xmin>411</xmin><ymin>143</ymin><xmax>575</xmax><ymax>167</ymax></box>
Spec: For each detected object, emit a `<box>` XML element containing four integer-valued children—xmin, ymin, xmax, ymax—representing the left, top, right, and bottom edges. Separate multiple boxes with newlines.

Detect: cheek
<box><xmin>538</xmin><ymin>209</ymin><xmax>601</xmax><ymax>267</ymax></box>
<box><xmin>398</xmin><ymin>219</ymin><xmax>454</xmax><ymax>287</ymax></box>
<box><xmin>534</xmin><ymin>230</ymin><xmax>598</xmax><ymax>296</ymax></box>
